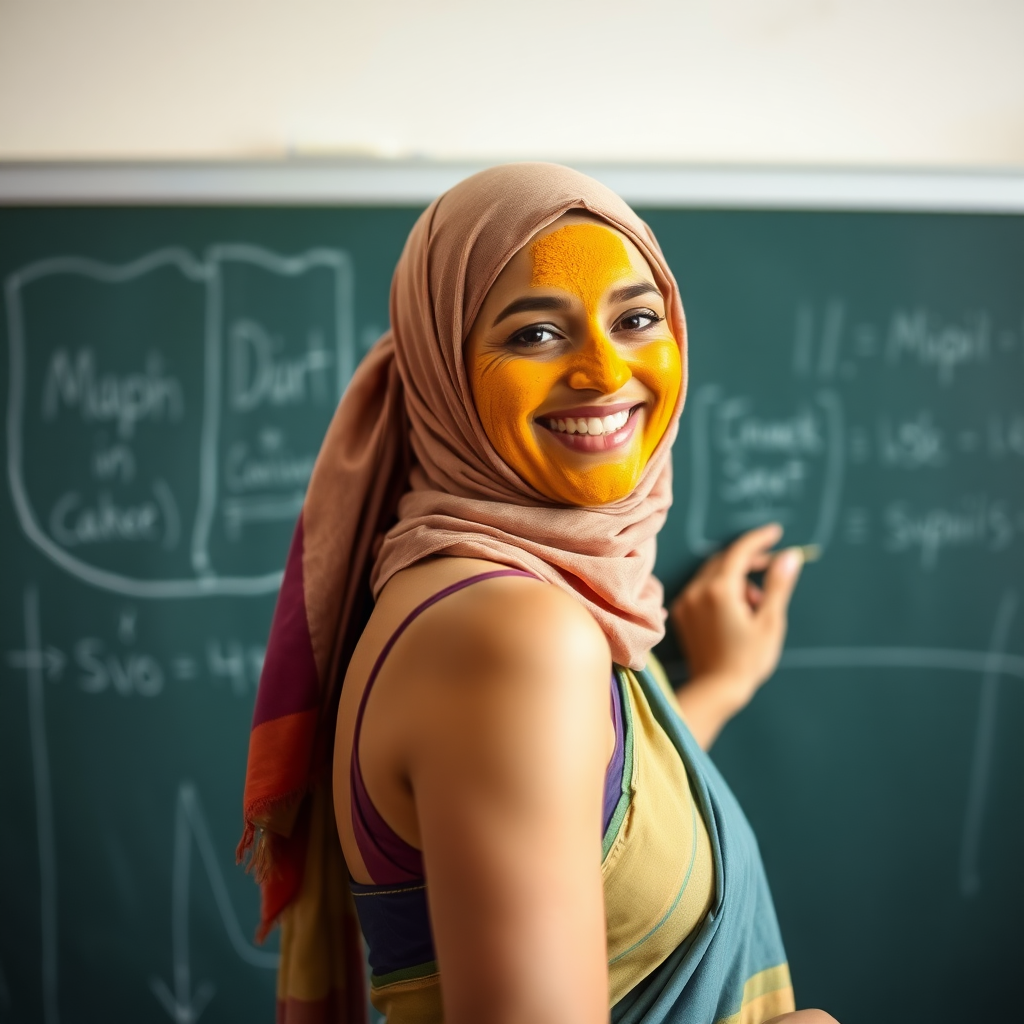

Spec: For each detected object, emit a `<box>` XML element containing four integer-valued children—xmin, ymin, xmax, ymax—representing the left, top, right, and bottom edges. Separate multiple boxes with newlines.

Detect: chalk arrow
<box><xmin>149</xmin><ymin>975</ymin><xmax>214</xmax><ymax>1024</ymax></box>
<box><xmin>149</xmin><ymin>783</ymin><xmax>216</xmax><ymax>1024</ymax></box>
<box><xmin>6</xmin><ymin>645</ymin><xmax>65</xmax><ymax>680</ymax></box>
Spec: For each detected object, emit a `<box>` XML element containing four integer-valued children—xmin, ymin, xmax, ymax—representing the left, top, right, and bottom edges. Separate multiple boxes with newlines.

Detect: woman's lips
<box><xmin>536</xmin><ymin>404</ymin><xmax>642</xmax><ymax>453</ymax></box>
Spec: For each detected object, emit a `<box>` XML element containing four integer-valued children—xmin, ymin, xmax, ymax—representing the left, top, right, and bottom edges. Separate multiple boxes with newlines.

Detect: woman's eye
<box><xmin>617</xmin><ymin>309</ymin><xmax>662</xmax><ymax>333</ymax></box>
<box><xmin>508</xmin><ymin>325</ymin><xmax>559</xmax><ymax>348</ymax></box>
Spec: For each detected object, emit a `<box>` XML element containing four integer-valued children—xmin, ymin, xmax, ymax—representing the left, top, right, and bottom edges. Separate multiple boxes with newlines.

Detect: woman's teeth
<box><xmin>545</xmin><ymin>409</ymin><xmax>631</xmax><ymax>436</ymax></box>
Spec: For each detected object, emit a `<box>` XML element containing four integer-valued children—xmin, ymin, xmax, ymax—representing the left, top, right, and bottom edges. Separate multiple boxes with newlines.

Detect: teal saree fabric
<box><xmin>612</xmin><ymin>667</ymin><xmax>794</xmax><ymax>1024</ymax></box>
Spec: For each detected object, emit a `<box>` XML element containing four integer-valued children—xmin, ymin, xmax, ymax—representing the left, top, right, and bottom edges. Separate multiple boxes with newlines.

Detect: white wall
<box><xmin>1</xmin><ymin>0</ymin><xmax>1022</xmax><ymax>166</ymax></box>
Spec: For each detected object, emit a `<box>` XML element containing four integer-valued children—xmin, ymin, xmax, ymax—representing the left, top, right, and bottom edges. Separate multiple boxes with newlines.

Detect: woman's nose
<box><xmin>568</xmin><ymin>329</ymin><xmax>632</xmax><ymax>393</ymax></box>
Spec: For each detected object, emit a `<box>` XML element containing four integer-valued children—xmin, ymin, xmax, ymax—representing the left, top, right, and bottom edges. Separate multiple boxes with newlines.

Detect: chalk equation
<box><xmin>5</xmin><ymin>600</ymin><xmax>264</xmax><ymax>699</ymax></box>
<box><xmin>5</xmin><ymin>245</ymin><xmax>354</xmax><ymax>598</ymax></box>
<box><xmin>685</xmin><ymin>300</ymin><xmax>1024</xmax><ymax>568</ymax></box>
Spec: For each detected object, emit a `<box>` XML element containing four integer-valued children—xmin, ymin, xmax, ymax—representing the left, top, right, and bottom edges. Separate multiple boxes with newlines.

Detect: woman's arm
<box><xmin>396</xmin><ymin>576</ymin><xmax>613</xmax><ymax>1024</ymax></box>
<box><xmin>671</xmin><ymin>522</ymin><xmax>803</xmax><ymax>749</ymax></box>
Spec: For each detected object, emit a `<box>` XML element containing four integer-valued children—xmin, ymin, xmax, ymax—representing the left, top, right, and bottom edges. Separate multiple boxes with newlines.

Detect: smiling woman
<box><xmin>466</xmin><ymin>216</ymin><xmax>682</xmax><ymax>506</ymax></box>
<box><xmin>238</xmin><ymin>163</ymin><xmax>834</xmax><ymax>1024</ymax></box>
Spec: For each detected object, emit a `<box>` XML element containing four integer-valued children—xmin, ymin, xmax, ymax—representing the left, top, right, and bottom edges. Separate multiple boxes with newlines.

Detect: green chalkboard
<box><xmin>1</xmin><ymin>204</ymin><xmax>1022</xmax><ymax>1024</ymax></box>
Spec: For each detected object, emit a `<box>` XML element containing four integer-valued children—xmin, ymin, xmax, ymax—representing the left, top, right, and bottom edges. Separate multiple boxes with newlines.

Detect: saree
<box><xmin>610</xmin><ymin>661</ymin><xmax>795</xmax><ymax>1024</ymax></box>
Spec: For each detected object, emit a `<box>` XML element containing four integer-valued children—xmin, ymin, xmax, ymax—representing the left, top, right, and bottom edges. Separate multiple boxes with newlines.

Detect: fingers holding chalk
<box><xmin>793</xmin><ymin>543</ymin><xmax>822</xmax><ymax>564</ymax></box>
<box><xmin>766</xmin><ymin>543</ymin><xmax>820</xmax><ymax>586</ymax></box>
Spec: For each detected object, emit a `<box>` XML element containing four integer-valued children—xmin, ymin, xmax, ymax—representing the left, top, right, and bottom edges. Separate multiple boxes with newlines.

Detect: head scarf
<box><xmin>238</xmin><ymin>162</ymin><xmax>688</xmax><ymax>1021</ymax></box>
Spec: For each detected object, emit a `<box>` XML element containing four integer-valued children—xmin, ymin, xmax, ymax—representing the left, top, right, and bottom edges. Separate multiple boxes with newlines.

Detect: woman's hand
<box><xmin>670</xmin><ymin>522</ymin><xmax>803</xmax><ymax>749</ymax></box>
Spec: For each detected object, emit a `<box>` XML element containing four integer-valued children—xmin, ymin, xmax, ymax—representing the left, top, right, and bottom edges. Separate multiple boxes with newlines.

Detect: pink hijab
<box><xmin>240</xmin><ymin>162</ymin><xmax>688</xmax><ymax>1020</ymax></box>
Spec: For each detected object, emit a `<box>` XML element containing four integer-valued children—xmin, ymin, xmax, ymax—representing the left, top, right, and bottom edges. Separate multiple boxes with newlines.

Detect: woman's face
<box><xmin>465</xmin><ymin>215</ymin><xmax>682</xmax><ymax>506</ymax></box>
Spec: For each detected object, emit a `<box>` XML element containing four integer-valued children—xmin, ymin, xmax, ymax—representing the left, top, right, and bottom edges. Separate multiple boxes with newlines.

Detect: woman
<box><xmin>239</xmin><ymin>163</ymin><xmax>838</xmax><ymax>1024</ymax></box>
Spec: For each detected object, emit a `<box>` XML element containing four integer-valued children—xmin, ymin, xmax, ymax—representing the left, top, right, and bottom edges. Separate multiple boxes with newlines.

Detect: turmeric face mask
<box><xmin>466</xmin><ymin>219</ymin><xmax>681</xmax><ymax>506</ymax></box>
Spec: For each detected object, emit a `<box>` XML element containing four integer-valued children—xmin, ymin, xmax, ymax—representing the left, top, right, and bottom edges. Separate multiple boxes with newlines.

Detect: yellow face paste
<box><xmin>469</xmin><ymin>222</ymin><xmax>681</xmax><ymax>506</ymax></box>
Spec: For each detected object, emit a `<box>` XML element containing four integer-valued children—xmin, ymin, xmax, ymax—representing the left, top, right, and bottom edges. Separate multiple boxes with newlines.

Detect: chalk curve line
<box><xmin>4</xmin><ymin>248</ymin><xmax>286</xmax><ymax>599</ymax></box>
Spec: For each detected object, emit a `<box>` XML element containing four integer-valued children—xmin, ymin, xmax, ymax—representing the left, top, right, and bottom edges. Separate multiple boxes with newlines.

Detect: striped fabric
<box><xmin>237</xmin><ymin>519</ymin><xmax>370</xmax><ymax>1021</ymax></box>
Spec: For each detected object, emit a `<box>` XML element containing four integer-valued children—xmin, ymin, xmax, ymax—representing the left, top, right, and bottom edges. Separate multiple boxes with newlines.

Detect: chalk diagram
<box><xmin>685</xmin><ymin>383</ymin><xmax>845</xmax><ymax>555</ymax></box>
<box><xmin>6</xmin><ymin>586</ymin><xmax>279</xmax><ymax>1024</ymax></box>
<box><xmin>677</xmin><ymin>298</ymin><xmax>1024</xmax><ymax>899</ymax></box>
<box><xmin>5</xmin><ymin>244</ymin><xmax>354</xmax><ymax>599</ymax></box>
<box><xmin>3</xmin><ymin>242</ymin><xmax>352</xmax><ymax>1020</ymax></box>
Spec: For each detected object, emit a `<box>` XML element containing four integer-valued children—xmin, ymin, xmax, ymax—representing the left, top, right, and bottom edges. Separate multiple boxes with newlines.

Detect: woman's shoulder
<box><xmin>376</xmin><ymin>556</ymin><xmax>611</xmax><ymax>682</ymax></box>
<box><xmin>336</xmin><ymin>556</ymin><xmax>615</xmax><ymax>885</ymax></box>
<box><xmin>378</xmin><ymin>558</ymin><xmax>614</xmax><ymax>822</ymax></box>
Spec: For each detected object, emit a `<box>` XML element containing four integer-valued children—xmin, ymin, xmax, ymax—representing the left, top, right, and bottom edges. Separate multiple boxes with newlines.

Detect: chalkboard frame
<box><xmin>1</xmin><ymin>159</ymin><xmax>1024</xmax><ymax>212</ymax></box>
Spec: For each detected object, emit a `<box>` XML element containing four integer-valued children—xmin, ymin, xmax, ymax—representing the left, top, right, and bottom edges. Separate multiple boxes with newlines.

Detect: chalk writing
<box><xmin>150</xmin><ymin>782</ymin><xmax>278</xmax><ymax>1024</ymax></box>
<box><xmin>6</xmin><ymin>244</ymin><xmax>353</xmax><ymax>597</ymax></box>
<box><xmin>886</xmin><ymin>309</ymin><xmax>990</xmax><ymax>384</ymax></box>
<box><xmin>688</xmin><ymin>297</ymin><xmax>1023</xmax><ymax>566</ymax></box>
<box><xmin>877</xmin><ymin>411</ymin><xmax>946</xmax><ymax>468</ymax></box>
<box><xmin>686</xmin><ymin>385</ymin><xmax>844</xmax><ymax>553</ymax></box>
<box><xmin>75</xmin><ymin>638</ymin><xmax>165</xmax><ymax>697</ymax></box>
<box><xmin>49</xmin><ymin>486</ymin><xmax>172</xmax><ymax>548</ymax></box>
<box><xmin>225</xmin><ymin>431</ymin><xmax>316</xmax><ymax>494</ymax></box>
<box><xmin>8</xmin><ymin>612</ymin><xmax>262</xmax><ymax>701</ymax></box>
<box><xmin>4</xmin><ymin>216</ymin><xmax>1023</xmax><ymax>1024</ymax></box>
<box><xmin>92</xmin><ymin>439</ymin><xmax>137</xmax><ymax>482</ymax></box>
<box><xmin>988</xmin><ymin>414</ymin><xmax>1024</xmax><ymax>458</ymax></box>
<box><xmin>885</xmin><ymin>495</ymin><xmax>1017</xmax><ymax>568</ymax></box>
<box><xmin>227</xmin><ymin>321</ymin><xmax>332</xmax><ymax>412</ymax></box>
<box><xmin>42</xmin><ymin>348</ymin><xmax>183</xmax><ymax>439</ymax></box>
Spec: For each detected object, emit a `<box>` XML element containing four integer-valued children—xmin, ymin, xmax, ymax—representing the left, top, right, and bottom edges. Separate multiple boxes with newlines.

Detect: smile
<box><xmin>537</xmin><ymin>403</ymin><xmax>642</xmax><ymax>453</ymax></box>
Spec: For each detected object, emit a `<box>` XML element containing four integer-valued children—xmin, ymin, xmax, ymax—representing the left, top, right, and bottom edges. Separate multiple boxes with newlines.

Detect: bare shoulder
<box><xmin>420</xmin><ymin>567</ymin><xmax>611</xmax><ymax>682</ymax></box>
<box><xmin>376</xmin><ymin>560</ymin><xmax>614</xmax><ymax>790</ymax></box>
<box><xmin>369</xmin><ymin>556</ymin><xmax>612</xmax><ymax>692</ymax></box>
<box><xmin>338</xmin><ymin>557</ymin><xmax>613</xmax><ymax>874</ymax></box>
<box><xmin>381</xmin><ymin>564</ymin><xmax>611</xmax><ymax>758</ymax></box>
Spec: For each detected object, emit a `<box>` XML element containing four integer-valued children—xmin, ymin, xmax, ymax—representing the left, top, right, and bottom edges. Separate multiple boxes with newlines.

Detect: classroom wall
<box><xmin>1</xmin><ymin>0</ymin><xmax>1022</xmax><ymax>166</ymax></box>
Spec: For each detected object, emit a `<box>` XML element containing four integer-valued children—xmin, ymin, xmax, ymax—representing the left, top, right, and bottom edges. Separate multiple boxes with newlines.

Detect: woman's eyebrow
<box><xmin>491</xmin><ymin>294</ymin><xmax>571</xmax><ymax>327</ymax></box>
<box><xmin>608</xmin><ymin>282</ymin><xmax>661</xmax><ymax>304</ymax></box>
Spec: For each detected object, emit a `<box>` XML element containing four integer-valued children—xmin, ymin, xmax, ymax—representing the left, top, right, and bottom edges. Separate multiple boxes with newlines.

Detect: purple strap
<box><xmin>604</xmin><ymin>673</ymin><xmax>626</xmax><ymax>829</ymax></box>
<box><xmin>350</xmin><ymin>570</ymin><xmax>539</xmax><ymax>883</ymax></box>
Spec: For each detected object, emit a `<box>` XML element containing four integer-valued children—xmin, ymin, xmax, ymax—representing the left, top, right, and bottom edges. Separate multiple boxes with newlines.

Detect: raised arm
<box><xmin>399</xmin><ymin>576</ymin><xmax>614</xmax><ymax>1024</ymax></box>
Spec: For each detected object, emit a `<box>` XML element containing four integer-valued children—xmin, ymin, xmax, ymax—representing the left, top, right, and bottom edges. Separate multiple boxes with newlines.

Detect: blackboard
<box><xmin>1</xmin><ymin>198</ymin><xmax>1022</xmax><ymax>1024</ymax></box>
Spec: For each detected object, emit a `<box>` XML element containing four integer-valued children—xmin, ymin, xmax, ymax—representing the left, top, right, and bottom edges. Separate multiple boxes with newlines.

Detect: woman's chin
<box><xmin>538</xmin><ymin>462</ymin><xmax>644</xmax><ymax>507</ymax></box>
